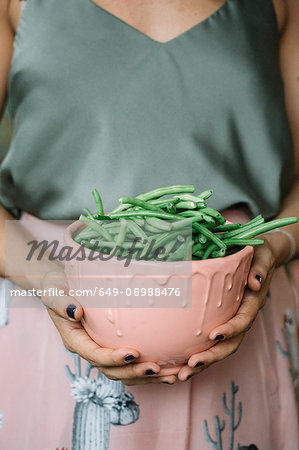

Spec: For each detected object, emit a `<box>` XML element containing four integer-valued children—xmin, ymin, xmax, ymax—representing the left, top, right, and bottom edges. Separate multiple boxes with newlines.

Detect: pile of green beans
<box><xmin>74</xmin><ymin>185</ymin><xmax>298</xmax><ymax>261</ymax></box>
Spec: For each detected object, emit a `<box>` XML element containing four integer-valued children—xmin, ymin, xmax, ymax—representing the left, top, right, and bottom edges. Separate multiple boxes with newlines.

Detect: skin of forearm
<box><xmin>264</xmin><ymin>176</ymin><xmax>299</xmax><ymax>267</ymax></box>
<box><xmin>0</xmin><ymin>204</ymin><xmax>60</xmax><ymax>291</ymax></box>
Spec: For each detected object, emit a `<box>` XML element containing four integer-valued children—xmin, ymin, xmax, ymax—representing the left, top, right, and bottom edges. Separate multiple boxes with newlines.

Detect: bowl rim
<box><xmin>64</xmin><ymin>220</ymin><xmax>254</xmax><ymax>267</ymax></box>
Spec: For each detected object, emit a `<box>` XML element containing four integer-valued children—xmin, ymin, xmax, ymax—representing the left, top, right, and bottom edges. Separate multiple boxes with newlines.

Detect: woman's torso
<box><xmin>0</xmin><ymin>0</ymin><xmax>293</xmax><ymax>219</ymax></box>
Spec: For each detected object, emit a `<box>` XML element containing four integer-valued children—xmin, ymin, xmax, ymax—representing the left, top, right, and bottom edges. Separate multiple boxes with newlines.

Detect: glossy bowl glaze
<box><xmin>64</xmin><ymin>221</ymin><xmax>254</xmax><ymax>368</ymax></box>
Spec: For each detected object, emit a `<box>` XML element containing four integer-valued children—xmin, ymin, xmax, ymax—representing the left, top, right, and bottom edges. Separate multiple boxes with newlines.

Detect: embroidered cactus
<box><xmin>204</xmin><ymin>380</ymin><xmax>245</xmax><ymax>450</ymax></box>
<box><xmin>72</xmin><ymin>398</ymin><xmax>111</xmax><ymax>449</ymax></box>
<box><xmin>222</xmin><ymin>381</ymin><xmax>242</xmax><ymax>450</ymax></box>
<box><xmin>203</xmin><ymin>415</ymin><xmax>225</xmax><ymax>450</ymax></box>
<box><xmin>65</xmin><ymin>354</ymin><xmax>139</xmax><ymax>449</ymax></box>
<box><xmin>109</xmin><ymin>391</ymin><xmax>140</xmax><ymax>426</ymax></box>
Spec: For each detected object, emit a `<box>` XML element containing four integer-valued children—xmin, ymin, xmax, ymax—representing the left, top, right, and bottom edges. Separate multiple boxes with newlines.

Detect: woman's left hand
<box><xmin>176</xmin><ymin>233</ymin><xmax>283</xmax><ymax>382</ymax></box>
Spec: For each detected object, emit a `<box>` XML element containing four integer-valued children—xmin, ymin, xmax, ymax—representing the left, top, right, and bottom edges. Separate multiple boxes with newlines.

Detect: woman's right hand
<box><xmin>41</xmin><ymin>272</ymin><xmax>178</xmax><ymax>386</ymax></box>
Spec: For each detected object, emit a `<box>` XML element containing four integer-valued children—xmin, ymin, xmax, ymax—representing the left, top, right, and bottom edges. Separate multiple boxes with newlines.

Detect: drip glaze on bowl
<box><xmin>64</xmin><ymin>221</ymin><xmax>254</xmax><ymax>368</ymax></box>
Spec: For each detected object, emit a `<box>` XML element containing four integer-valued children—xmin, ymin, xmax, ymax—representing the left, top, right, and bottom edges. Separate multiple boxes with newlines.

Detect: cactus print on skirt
<box><xmin>0</xmin><ymin>211</ymin><xmax>298</xmax><ymax>450</ymax></box>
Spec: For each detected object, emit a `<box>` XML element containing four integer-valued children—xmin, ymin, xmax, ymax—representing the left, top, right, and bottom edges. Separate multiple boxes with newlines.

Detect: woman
<box><xmin>0</xmin><ymin>0</ymin><xmax>298</xmax><ymax>448</ymax></box>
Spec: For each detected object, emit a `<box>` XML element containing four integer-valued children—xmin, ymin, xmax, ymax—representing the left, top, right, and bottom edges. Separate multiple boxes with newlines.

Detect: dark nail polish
<box><xmin>194</xmin><ymin>362</ymin><xmax>205</xmax><ymax>368</ymax></box>
<box><xmin>162</xmin><ymin>382</ymin><xmax>171</xmax><ymax>384</ymax></box>
<box><xmin>124</xmin><ymin>354</ymin><xmax>136</xmax><ymax>362</ymax></box>
<box><xmin>255</xmin><ymin>274</ymin><xmax>262</xmax><ymax>284</ymax></box>
<box><xmin>145</xmin><ymin>369</ymin><xmax>156</xmax><ymax>375</ymax></box>
<box><xmin>214</xmin><ymin>334</ymin><xmax>224</xmax><ymax>341</ymax></box>
<box><xmin>66</xmin><ymin>304</ymin><xmax>76</xmax><ymax>319</ymax></box>
<box><xmin>186</xmin><ymin>374</ymin><xmax>194</xmax><ymax>381</ymax></box>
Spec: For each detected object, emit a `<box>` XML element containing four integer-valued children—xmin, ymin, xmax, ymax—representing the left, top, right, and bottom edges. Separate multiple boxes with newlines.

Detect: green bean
<box><xmin>177</xmin><ymin>210</ymin><xmax>215</xmax><ymax>224</ymax></box>
<box><xmin>175</xmin><ymin>201</ymin><xmax>197</xmax><ymax>210</ymax></box>
<box><xmin>202</xmin><ymin>237</ymin><xmax>265</xmax><ymax>260</ymax></box>
<box><xmin>133</xmin><ymin>218</ymin><xmax>145</xmax><ymax>227</ymax></box>
<box><xmin>165</xmin><ymin>204</ymin><xmax>177</xmax><ymax>214</ymax></box>
<box><xmin>202</xmin><ymin>244</ymin><xmax>220</xmax><ymax>260</ymax></box>
<box><xmin>79</xmin><ymin>215</ymin><xmax>114</xmax><ymax>242</ymax></box>
<box><xmin>94</xmin><ymin>214</ymin><xmax>115</xmax><ymax>221</ymax></box>
<box><xmin>219</xmin><ymin>215</ymin><xmax>264</xmax><ymax>239</ymax></box>
<box><xmin>164</xmin><ymin>239</ymin><xmax>179</xmax><ymax>255</ymax></box>
<box><xmin>171</xmin><ymin>216</ymin><xmax>205</xmax><ymax>230</ymax></box>
<box><xmin>92</xmin><ymin>189</ymin><xmax>104</xmax><ymax>216</ymax></box>
<box><xmin>136</xmin><ymin>238</ymin><xmax>155</xmax><ymax>260</ymax></box>
<box><xmin>232</xmin><ymin>217</ymin><xmax>298</xmax><ymax>239</ymax></box>
<box><xmin>223</xmin><ymin>238</ymin><xmax>265</xmax><ymax>246</ymax></box>
<box><xmin>137</xmin><ymin>185</ymin><xmax>195</xmax><ymax>201</ymax></box>
<box><xmin>144</xmin><ymin>222</ymin><xmax>164</xmax><ymax>234</ymax></box>
<box><xmin>212</xmin><ymin>223</ymin><xmax>243</xmax><ymax>232</ymax></box>
<box><xmin>109</xmin><ymin>209</ymin><xmax>182</xmax><ymax>221</ymax></box>
<box><xmin>192</xmin><ymin>242</ymin><xmax>204</xmax><ymax>253</ymax></box>
<box><xmin>126</xmin><ymin>220</ymin><xmax>148</xmax><ymax>240</ymax></box>
<box><xmin>79</xmin><ymin>186</ymin><xmax>298</xmax><ymax>263</ymax></box>
<box><xmin>198</xmin><ymin>234</ymin><xmax>208</xmax><ymax>244</ymax></box>
<box><xmin>84</xmin><ymin>208</ymin><xmax>95</xmax><ymax>220</ymax></box>
<box><xmin>164</xmin><ymin>243</ymin><xmax>185</xmax><ymax>261</ymax></box>
<box><xmin>100</xmin><ymin>228</ymin><xmax>121</xmax><ymax>236</ymax></box>
<box><xmin>150</xmin><ymin>238</ymin><xmax>180</xmax><ymax>261</ymax></box>
<box><xmin>80</xmin><ymin>239</ymin><xmax>108</xmax><ymax>252</ymax></box>
<box><xmin>146</xmin><ymin>217</ymin><xmax>172</xmax><ymax>231</ymax></box>
<box><xmin>166</xmin><ymin>237</ymin><xmax>193</xmax><ymax>261</ymax></box>
<box><xmin>75</xmin><ymin>228</ymin><xmax>102</xmax><ymax>241</ymax></box>
<box><xmin>177</xmin><ymin>210</ymin><xmax>203</xmax><ymax>219</ymax></box>
<box><xmin>211</xmin><ymin>248</ymin><xmax>226</xmax><ymax>258</ymax></box>
<box><xmin>109</xmin><ymin>185</ymin><xmax>195</xmax><ymax>214</ymax></box>
<box><xmin>172</xmin><ymin>194</ymin><xmax>207</xmax><ymax>206</ymax></box>
<box><xmin>192</xmin><ymin>222</ymin><xmax>227</xmax><ymax>250</ymax></box>
<box><xmin>193</xmin><ymin>250</ymin><xmax>204</xmax><ymax>258</ymax></box>
<box><xmin>199</xmin><ymin>207</ymin><xmax>226</xmax><ymax>224</ymax></box>
<box><xmin>151</xmin><ymin>231</ymin><xmax>185</xmax><ymax>252</ymax></box>
<box><xmin>148</xmin><ymin>198</ymin><xmax>180</xmax><ymax>207</ymax></box>
<box><xmin>197</xmin><ymin>189</ymin><xmax>213</xmax><ymax>200</ymax></box>
<box><xmin>120</xmin><ymin>197</ymin><xmax>165</xmax><ymax>213</ymax></box>
<box><xmin>102</xmin><ymin>222</ymin><xmax>121</xmax><ymax>230</ymax></box>
<box><xmin>113</xmin><ymin>219</ymin><xmax>128</xmax><ymax>248</ymax></box>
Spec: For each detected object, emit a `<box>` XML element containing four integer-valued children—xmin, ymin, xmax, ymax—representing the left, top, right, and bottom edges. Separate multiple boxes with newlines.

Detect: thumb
<box><xmin>41</xmin><ymin>271</ymin><xmax>83</xmax><ymax>322</ymax></box>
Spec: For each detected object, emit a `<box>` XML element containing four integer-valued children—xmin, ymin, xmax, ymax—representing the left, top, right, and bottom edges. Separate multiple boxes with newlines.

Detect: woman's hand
<box><xmin>176</xmin><ymin>233</ymin><xmax>283</xmax><ymax>382</ymax></box>
<box><xmin>42</xmin><ymin>271</ymin><xmax>178</xmax><ymax>386</ymax></box>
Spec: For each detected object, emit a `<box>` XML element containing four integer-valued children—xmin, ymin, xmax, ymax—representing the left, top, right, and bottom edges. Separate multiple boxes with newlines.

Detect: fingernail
<box><xmin>124</xmin><ymin>354</ymin><xmax>136</xmax><ymax>362</ymax></box>
<box><xmin>145</xmin><ymin>369</ymin><xmax>156</xmax><ymax>375</ymax></box>
<box><xmin>214</xmin><ymin>334</ymin><xmax>224</xmax><ymax>341</ymax></box>
<box><xmin>194</xmin><ymin>362</ymin><xmax>205</xmax><ymax>368</ymax></box>
<box><xmin>255</xmin><ymin>274</ymin><xmax>262</xmax><ymax>284</ymax></box>
<box><xmin>185</xmin><ymin>374</ymin><xmax>194</xmax><ymax>381</ymax></box>
<box><xmin>66</xmin><ymin>304</ymin><xmax>76</xmax><ymax>319</ymax></box>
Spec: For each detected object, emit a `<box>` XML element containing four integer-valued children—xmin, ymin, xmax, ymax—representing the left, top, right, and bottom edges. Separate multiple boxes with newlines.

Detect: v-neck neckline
<box><xmin>87</xmin><ymin>0</ymin><xmax>233</xmax><ymax>46</ymax></box>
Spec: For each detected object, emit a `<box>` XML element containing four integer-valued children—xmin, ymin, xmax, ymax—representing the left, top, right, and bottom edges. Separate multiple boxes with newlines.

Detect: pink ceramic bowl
<box><xmin>64</xmin><ymin>221</ymin><xmax>254</xmax><ymax>368</ymax></box>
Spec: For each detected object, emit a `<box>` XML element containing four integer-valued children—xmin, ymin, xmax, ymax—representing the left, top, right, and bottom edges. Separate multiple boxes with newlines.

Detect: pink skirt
<box><xmin>0</xmin><ymin>212</ymin><xmax>298</xmax><ymax>450</ymax></box>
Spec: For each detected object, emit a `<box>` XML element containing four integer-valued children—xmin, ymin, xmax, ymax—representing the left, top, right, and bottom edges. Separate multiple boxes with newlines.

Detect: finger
<box><xmin>179</xmin><ymin>334</ymin><xmax>244</xmax><ymax>381</ymax></box>
<box><xmin>99</xmin><ymin>361</ymin><xmax>165</xmax><ymax>381</ymax></box>
<box><xmin>42</xmin><ymin>272</ymin><xmax>83</xmax><ymax>321</ymax></box>
<box><xmin>246</xmin><ymin>241</ymin><xmax>275</xmax><ymax>292</ymax></box>
<box><xmin>208</xmin><ymin>290</ymin><xmax>261</xmax><ymax>341</ymax></box>
<box><xmin>47</xmin><ymin>308</ymin><xmax>141</xmax><ymax>366</ymax></box>
<box><xmin>121</xmin><ymin>375</ymin><xmax>178</xmax><ymax>386</ymax></box>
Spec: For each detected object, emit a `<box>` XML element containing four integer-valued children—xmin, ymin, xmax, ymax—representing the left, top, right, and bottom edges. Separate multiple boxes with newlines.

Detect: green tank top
<box><xmin>0</xmin><ymin>0</ymin><xmax>294</xmax><ymax>219</ymax></box>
